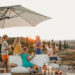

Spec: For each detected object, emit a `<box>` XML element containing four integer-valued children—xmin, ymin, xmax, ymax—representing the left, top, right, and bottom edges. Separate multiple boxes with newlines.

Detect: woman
<box><xmin>36</xmin><ymin>41</ymin><xmax>42</xmax><ymax>54</ymax></box>
<box><xmin>0</xmin><ymin>42</ymin><xmax>2</xmax><ymax>62</ymax></box>
<box><xmin>20</xmin><ymin>46</ymin><xmax>39</xmax><ymax>71</ymax></box>
<box><xmin>1</xmin><ymin>35</ymin><xmax>10</xmax><ymax>71</ymax></box>
<box><xmin>47</xmin><ymin>42</ymin><xmax>58</xmax><ymax>62</ymax></box>
<box><xmin>47</xmin><ymin>43</ymin><xmax>62</xmax><ymax>75</ymax></box>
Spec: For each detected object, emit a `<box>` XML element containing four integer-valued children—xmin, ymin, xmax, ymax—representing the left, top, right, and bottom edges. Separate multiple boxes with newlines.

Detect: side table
<box><xmin>36</xmin><ymin>72</ymin><xmax>42</xmax><ymax>75</ymax></box>
<box><xmin>0</xmin><ymin>68</ymin><xmax>6</xmax><ymax>73</ymax></box>
<box><xmin>0</xmin><ymin>73</ymin><xmax>12</xmax><ymax>75</ymax></box>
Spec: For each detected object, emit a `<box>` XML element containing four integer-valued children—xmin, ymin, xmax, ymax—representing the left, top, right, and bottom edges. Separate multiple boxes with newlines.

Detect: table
<box><xmin>36</xmin><ymin>72</ymin><xmax>42</xmax><ymax>75</ymax></box>
<box><xmin>0</xmin><ymin>73</ymin><xmax>11</xmax><ymax>75</ymax></box>
<box><xmin>0</xmin><ymin>68</ymin><xmax>6</xmax><ymax>73</ymax></box>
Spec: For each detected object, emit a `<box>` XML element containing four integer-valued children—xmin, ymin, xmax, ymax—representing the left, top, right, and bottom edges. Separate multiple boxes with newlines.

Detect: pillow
<box><xmin>10</xmin><ymin>63</ymin><xmax>17</xmax><ymax>68</ymax></box>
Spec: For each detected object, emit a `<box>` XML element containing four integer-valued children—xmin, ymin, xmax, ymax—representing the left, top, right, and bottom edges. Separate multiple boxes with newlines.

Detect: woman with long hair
<box><xmin>1</xmin><ymin>35</ymin><xmax>11</xmax><ymax>72</ymax></box>
<box><xmin>47</xmin><ymin>43</ymin><xmax>62</xmax><ymax>75</ymax></box>
<box><xmin>47</xmin><ymin>42</ymin><xmax>58</xmax><ymax>61</ymax></box>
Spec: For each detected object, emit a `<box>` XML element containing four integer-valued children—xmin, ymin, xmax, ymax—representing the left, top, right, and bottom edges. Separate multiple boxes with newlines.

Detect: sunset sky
<box><xmin>0</xmin><ymin>0</ymin><xmax>75</xmax><ymax>40</ymax></box>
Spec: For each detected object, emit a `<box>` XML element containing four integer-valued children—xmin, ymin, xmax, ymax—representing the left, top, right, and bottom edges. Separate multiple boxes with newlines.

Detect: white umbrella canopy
<box><xmin>0</xmin><ymin>5</ymin><xmax>50</xmax><ymax>28</ymax></box>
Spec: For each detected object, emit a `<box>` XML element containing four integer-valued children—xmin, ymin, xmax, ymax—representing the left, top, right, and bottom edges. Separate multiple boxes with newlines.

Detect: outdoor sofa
<box><xmin>9</xmin><ymin>54</ymin><xmax>60</xmax><ymax>75</ymax></box>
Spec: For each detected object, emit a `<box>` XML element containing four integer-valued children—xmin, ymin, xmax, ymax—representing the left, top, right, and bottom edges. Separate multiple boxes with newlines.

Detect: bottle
<box><xmin>43</xmin><ymin>63</ymin><xmax>47</xmax><ymax>72</ymax></box>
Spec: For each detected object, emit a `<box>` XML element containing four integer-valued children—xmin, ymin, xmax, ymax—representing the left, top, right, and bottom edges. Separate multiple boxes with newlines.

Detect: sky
<box><xmin>0</xmin><ymin>0</ymin><xmax>75</xmax><ymax>40</ymax></box>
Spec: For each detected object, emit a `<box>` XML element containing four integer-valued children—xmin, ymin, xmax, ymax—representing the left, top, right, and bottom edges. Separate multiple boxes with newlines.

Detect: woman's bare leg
<box><xmin>32</xmin><ymin>65</ymin><xmax>38</xmax><ymax>70</ymax></box>
<box><xmin>6</xmin><ymin>59</ymin><xmax>9</xmax><ymax>72</ymax></box>
<box><xmin>1</xmin><ymin>60</ymin><xmax>6</xmax><ymax>68</ymax></box>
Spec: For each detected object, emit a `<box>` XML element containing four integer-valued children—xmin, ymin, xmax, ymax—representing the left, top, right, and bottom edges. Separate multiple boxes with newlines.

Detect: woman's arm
<box><xmin>6</xmin><ymin>47</ymin><xmax>11</xmax><ymax>50</ymax></box>
<box><xmin>19</xmin><ymin>47</ymin><xmax>23</xmax><ymax>55</ymax></box>
<box><xmin>19</xmin><ymin>37</ymin><xmax>23</xmax><ymax>55</ymax></box>
<box><xmin>19</xmin><ymin>49</ymin><xmax>23</xmax><ymax>55</ymax></box>
<box><xmin>56</xmin><ymin>46</ymin><xmax>58</xmax><ymax>53</ymax></box>
<box><xmin>36</xmin><ymin>46</ymin><xmax>40</xmax><ymax>48</ymax></box>
<box><xmin>47</xmin><ymin>47</ymin><xmax>51</xmax><ymax>56</ymax></box>
<box><xmin>27</xmin><ymin>53</ymin><xmax>35</xmax><ymax>61</ymax></box>
<box><xmin>47</xmin><ymin>50</ymin><xmax>51</xmax><ymax>56</ymax></box>
<box><xmin>5</xmin><ymin>43</ymin><xmax>11</xmax><ymax>50</ymax></box>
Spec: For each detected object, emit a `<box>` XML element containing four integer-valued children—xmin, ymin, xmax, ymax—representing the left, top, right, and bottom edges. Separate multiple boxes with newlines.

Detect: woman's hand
<box><xmin>7</xmin><ymin>45</ymin><xmax>11</xmax><ymax>51</ymax></box>
<box><xmin>32</xmin><ymin>52</ymin><xmax>35</xmax><ymax>57</ymax></box>
<box><xmin>47</xmin><ymin>46</ymin><xmax>49</xmax><ymax>50</ymax></box>
<box><xmin>27</xmin><ymin>53</ymin><xmax>35</xmax><ymax>61</ymax></box>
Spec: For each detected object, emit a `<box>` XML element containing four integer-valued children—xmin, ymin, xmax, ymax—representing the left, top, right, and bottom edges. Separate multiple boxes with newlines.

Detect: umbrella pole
<box><xmin>2</xmin><ymin>18</ymin><xmax>6</xmax><ymax>29</ymax></box>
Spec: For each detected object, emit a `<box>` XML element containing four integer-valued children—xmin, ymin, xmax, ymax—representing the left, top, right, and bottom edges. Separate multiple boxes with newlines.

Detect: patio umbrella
<box><xmin>0</xmin><ymin>5</ymin><xmax>50</xmax><ymax>28</ymax></box>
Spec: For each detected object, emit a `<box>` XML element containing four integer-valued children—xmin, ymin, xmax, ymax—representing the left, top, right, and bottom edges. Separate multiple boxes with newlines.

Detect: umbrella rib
<box><xmin>10</xmin><ymin>11</ymin><xmax>25</xmax><ymax>19</ymax></box>
<box><xmin>12</xmin><ymin>7</ymin><xmax>49</xmax><ymax>18</ymax></box>
<box><xmin>1</xmin><ymin>8</ymin><xmax>9</xmax><ymax>28</ymax></box>
<box><xmin>1</xmin><ymin>8</ymin><xmax>9</xmax><ymax>19</ymax></box>
<box><xmin>13</xmin><ymin>11</ymin><xmax>35</xmax><ymax>26</ymax></box>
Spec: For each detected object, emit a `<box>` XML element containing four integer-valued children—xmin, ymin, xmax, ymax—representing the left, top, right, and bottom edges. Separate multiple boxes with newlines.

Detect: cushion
<box><xmin>10</xmin><ymin>63</ymin><xmax>17</xmax><ymax>68</ymax></box>
<box><xmin>11</xmin><ymin>66</ymin><xmax>30</xmax><ymax>73</ymax></box>
<box><xmin>47</xmin><ymin>63</ymin><xmax>59</xmax><ymax>69</ymax></box>
<box><xmin>31</xmin><ymin>54</ymin><xmax>49</xmax><ymax>67</ymax></box>
<box><xmin>9</xmin><ymin>55</ymin><xmax>22</xmax><ymax>66</ymax></box>
<box><xmin>9</xmin><ymin>54</ymin><xmax>59</xmax><ymax>73</ymax></box>
<box><xmin>9</xmin><ymin>54</ymin><xmax>49</xmax><ymax>67</ymax></box>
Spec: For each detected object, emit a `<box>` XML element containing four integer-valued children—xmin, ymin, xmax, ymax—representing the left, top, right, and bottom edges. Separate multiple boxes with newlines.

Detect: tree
<box><xmin>26</xmin><ymin>36</ymin><xmax>29</xmax><ymax>47</ymax></box>
<box><xmin>59</xmin><ymin>40</ymin><xmax>61</xmax><ymax>50</ymax></box>
<box><xmin>48</xmin><ymin>41</ymin><xmax>50</xmax><ymax>47</ymax></box>
<box><xmin>7</xmin><ymin>38</ymin><xmax>15</xmax><ymax>45</ymax></box>
<box><xmin>42</xmin><ymin>41</ymin><xmax>45</xmax><ymax>50</ymax></box>
<box><xmin>66</xmin><ymin>42</ymin><xmax>68</xmax><ymax>49</ymax></box>
<box><xmin>64</xmin><ymin>40</ymin><xmax>67</xmax><ymax>49</ymax></box>
<box><xmin>52</xmin><ymin>39</ymin><xmax>54</xmax><ymax>42</ymax></box>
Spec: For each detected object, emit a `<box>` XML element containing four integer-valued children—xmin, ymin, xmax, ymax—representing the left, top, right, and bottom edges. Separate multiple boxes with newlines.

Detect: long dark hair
<box><xmin>52</xmin><ymin>43</ymin><xmax>58</xmax><ymax>54</ymax></box>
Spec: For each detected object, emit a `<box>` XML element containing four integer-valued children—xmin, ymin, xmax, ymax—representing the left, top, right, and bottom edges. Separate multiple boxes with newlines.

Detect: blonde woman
<box><xmin>47</xmin><ymin>42</ymin><xmax>58</xmax><ymax>61</ymax></box>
